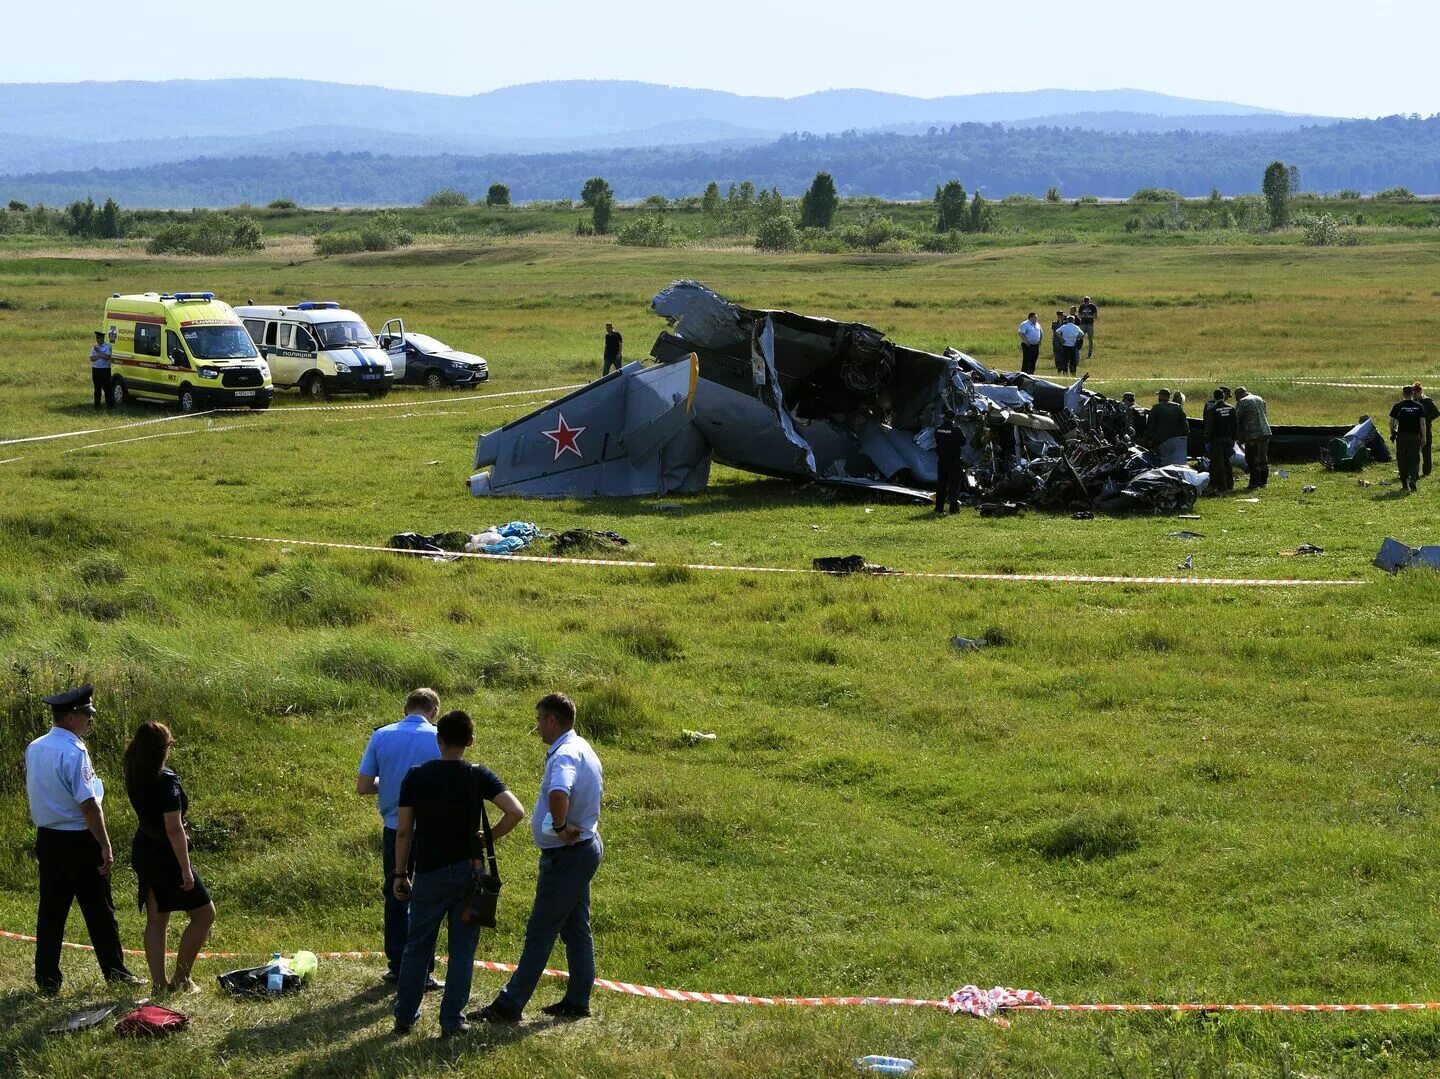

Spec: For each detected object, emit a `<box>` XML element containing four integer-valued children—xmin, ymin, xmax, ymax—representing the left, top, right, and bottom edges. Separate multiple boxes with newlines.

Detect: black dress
<box><xmin>128</xmin><ymin>768</ymin><xmax>211</xmax><ymax>912</ymax></box>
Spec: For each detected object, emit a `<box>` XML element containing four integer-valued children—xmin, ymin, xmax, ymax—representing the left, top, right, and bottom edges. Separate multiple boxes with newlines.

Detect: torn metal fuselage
<box><xmin>468</xmin><ymin>280</ymin><xmax>1083</xmax><ymax>502</ymax></box>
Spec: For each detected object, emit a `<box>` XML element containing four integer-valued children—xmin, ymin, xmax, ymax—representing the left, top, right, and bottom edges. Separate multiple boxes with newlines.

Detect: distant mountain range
<box><xmin>0</xmin><ymin>78</ymin><xmax>1338</xmax><ymax>177</ymax></box>
<box><xmin>6</xmin><ymin>116</ymin><xmax>1436</xmax><ymax>208</ymax></box>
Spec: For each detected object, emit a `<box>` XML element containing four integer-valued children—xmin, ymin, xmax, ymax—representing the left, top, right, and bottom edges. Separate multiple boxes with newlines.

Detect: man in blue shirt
<box><xmin>358</xmin><ymin>687</ymin><xmax>443</xmax><ymax>987</ymax></box>
<box><xmin>474</xmin><ymin>691</ymin><xmax>604</xmax><ymax>1022</ymax></box>
<box><xmin>25</xmin><ymin>683</ymin><xmax>137</xmax><ymax>994</ymax></box>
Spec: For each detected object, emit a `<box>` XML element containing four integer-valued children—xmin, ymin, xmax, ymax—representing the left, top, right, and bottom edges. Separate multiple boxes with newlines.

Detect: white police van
<box><xmin>234</xmin><ymin>301</ymin><xmax>394</xmax><ymax>399</ymax></box>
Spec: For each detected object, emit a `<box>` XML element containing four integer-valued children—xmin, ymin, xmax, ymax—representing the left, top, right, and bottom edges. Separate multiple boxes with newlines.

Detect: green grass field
<box><xmin>2</xmin><ymin>232</ymin><xmax>1440</xmax><ymax>1076</ymax></box>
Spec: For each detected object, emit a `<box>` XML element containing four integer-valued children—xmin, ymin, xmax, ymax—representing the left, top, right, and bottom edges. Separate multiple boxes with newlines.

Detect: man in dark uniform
<box><xmin>1120</xmin><ymin>392</ymin><xmax>1144</xmax><ymax>440</ymax></box>
<box><xmin>933</xmin><ymin>410</ymin><xmax>967</xmax><ymax>515</ymax></box>
<box><xmin>601</xmin><ymin>323</ymin><xmax>623</xmax><ymax>377</ymax></box>
<box><xmin>1078</xmin><ymin>296</ymin><xmax>1098</xmax><ymax>357</ymax></box>
<box><xmin>1412</xmin><ymin>382</ymin><xmax>1438</xmax><ymax>477</ymax></box>
<box><xmin>1050</xmin><ymin>311</ymin><xmax>1066</xmax><ymax>372</ymax></box>
<box><xmin>1202</xmin><ymin>387</ymin><xmax>1237</xmax><ymax>493</ymax></box>
<box><xmin>24</xmin><ymin>684</ymin><xmax>137</xmax><ymax>994</ymax></box>
<box><xmin>1390</xmin><ymin>385</ymin><xmax>1426</xmax><ymax>492</ymax></box>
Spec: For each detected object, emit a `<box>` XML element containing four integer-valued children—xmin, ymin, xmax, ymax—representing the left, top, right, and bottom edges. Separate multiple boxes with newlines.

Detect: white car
<box><xmin>377</xmin><ymin>320</ymin><xmax>490</xmax><ymax>389</ymax></box>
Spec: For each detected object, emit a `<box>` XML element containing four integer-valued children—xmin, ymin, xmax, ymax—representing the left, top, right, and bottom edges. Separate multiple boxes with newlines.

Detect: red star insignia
<box><xmin>541</xmin><ymin>412</ymin><xmax>587</xmax><ymax>461</ymax></box>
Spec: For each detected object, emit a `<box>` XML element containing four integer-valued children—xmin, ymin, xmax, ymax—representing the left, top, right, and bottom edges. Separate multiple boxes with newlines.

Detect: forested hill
<box><xmin>4</xmin><ymin>115</ymin><xmax>1437</xmax><ymax>207</ymax></box>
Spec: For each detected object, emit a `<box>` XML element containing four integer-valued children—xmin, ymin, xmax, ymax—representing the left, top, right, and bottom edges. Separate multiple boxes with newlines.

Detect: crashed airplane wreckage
<box><xmin>470</xmin><ymin>281</ymin><xmax>1378</xmax><ymax>514</ymax></box>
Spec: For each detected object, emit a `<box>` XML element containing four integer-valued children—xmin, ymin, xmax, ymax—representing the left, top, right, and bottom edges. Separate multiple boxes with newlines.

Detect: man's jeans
<box><xmin>497</xmin><ymin>835</ymin><xmax>604</xmax><ymax>1013</ymax></box>
<box><xmin>393</xmin><ymin>861</ymin><xmax>482</xmax><ymax>1032</ymax></box>
<box><xmin>1081</xmin><ymin>323</ymin><xmax>1095</xmax><ymax>357</ymax></box>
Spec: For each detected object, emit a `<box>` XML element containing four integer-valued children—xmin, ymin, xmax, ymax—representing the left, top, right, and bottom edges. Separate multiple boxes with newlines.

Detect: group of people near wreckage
<box><xmin>24</xmin><ymin>682</ymin><xmax>604</xmax><ymax>1038</ymax></box>
<box><xmin>1118</xmin><ymin>385</ymin><xmax>1271</xmax><ymax>494</ymax></box>
<box><xmin>1017</xmin><ymin>298</ymin><xmax>1098</xmax><ymax>376</ymax></box>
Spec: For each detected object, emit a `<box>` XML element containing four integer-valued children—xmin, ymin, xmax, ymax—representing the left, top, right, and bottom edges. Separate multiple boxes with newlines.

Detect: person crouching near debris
<box><xmin>1146</xmin><ymin>388</ymin><xmax>1189</xmax><ymax>467</ymax></box>
<box><xmin>392</xmin><ymin>710</ymin><xmax>525</xmax><ymax>1037</ymax></box>
<box><xmin>933</xmin><ymin>409</ymin><xmax>966</xmax><ymax>515</ymax></box>
<box><xmin>123</xmin><ymin>721</ymin><xmax>216</xmax><ymax>995</ymax></box>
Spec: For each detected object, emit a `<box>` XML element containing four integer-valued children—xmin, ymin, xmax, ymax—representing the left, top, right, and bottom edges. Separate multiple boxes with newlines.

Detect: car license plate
<box><xmin>234</xmin><ymin>390</ymin><xmax>256</xmax><ymax>397</ymax></box>
<box><xmin>361</xmin><ymin>373</ymin><xmax>381</xmax><ymax>381</ymax></box>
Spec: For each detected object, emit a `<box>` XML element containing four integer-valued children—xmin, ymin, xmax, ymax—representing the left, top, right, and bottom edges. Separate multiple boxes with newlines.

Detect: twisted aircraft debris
<box><xmin>469</xmin><ymin>281</ymin><xmax>1372</xmax><ymax>513</ymax></box>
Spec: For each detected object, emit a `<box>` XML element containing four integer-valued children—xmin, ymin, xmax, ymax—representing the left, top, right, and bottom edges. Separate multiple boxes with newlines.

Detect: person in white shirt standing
<box><xmin>1016</xmin><ymin>312</ymin><xmax>1043</xmax><ymax>374</ymax></box>
<box><xmin>474</xmin><ymin>691</ymin><xmax>604</xmax><ymax>1023</ymax></box>
<box><xmin>1054</xmin><ymin>316</ymin><xmax>1087</xmax><ymax>376</ymax></box>
<box><xmin>25</xmin><ymin>683</ymin><xmax>137</xmax><ymax>994</ymax></box>
<box><xmin>89</xmin><ymin>328</ymin><xmax>115</xmax><ymax>411</ymax></box>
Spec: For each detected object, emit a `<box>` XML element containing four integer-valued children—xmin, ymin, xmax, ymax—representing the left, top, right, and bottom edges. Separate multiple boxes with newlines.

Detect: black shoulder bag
<box><xmin>462</xmin><ymin>770</ymin><xmax>502</xmax><ymax>928</ymax></box>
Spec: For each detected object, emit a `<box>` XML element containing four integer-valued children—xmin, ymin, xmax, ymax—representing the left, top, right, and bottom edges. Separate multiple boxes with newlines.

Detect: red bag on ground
<box><xmin>115</xmin><ymin>1004</ymin><xmax>189</xmax><ymax>1036</ymax></box>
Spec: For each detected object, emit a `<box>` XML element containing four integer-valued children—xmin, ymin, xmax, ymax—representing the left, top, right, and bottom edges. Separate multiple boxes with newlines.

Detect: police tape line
<box><xmin>0</xmin><ymin>409</ymin><xmax>220</xmax><ymax>447</ymax></box>
<box><xmin>0</xmin><ymin>383</ymin><xmax>583</xmax><ymax>450</ymax></box>
<box><xmin>224</xmin><ymin>536</ymin><xmax>1366</xmax><ymax>588</ymax></box>
<box><xmin>4</xmin><ymin>932</ymin><xmax>1435</xmax><ymax>1015</ymax></box>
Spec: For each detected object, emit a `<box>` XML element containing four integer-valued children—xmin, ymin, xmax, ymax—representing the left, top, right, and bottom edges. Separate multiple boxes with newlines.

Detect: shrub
<box><xmin>485</xmin><ymin>183</ymin><xmax>510</xmax><ymax>207</ymax></box>
<box><xmin>423</xmin><ymin>187</ymin><xmax>469</xmax><ymax>208</ymax></box>
<box><xmin>313</xmin><ymin>230</ymin><xmax>367</xmax><ymax>255</ymax></box>
<box><xmin>591</xmin><ymin>194</ymin><xmax>614</xmax><ymax>235</ymax></box>
<box><xmin>1076</xmin><ymin>194</ymin><xmax>1100</xmax><ymax>205</ymax></box>
<box><xmin>145</xmin><ymin>212</ymin><xmax>263</xmax><ymax>255</ymax></box>
<box><xmin>755</xmin><ymin>215</ymin><xmax>798</xmax><ymax>251</ymax></box>
<box><xmin>616</xmin><ymin>215</ymin><xmax>677</xmax><ymax>247</ymax></box>
<box><xmin>266</xmin><ymin>198</ymin><xmax>298</xmax><ymax>210</ymax></box>
<box><xmin>1045</xmin><ymin>187</ymin><xmax>1061</xmax><ymax>202</ymax></box>
<box><xmin>1131</xmin><ymin>187</ymin><xmax>1181</xmax><ymax>203</ymax></box>
<box><xmin>1299</xmin><ymin>211</ymin><xmax>1358</xmax><ymax>247</ymax></box>
<box><xmin>1376</xmin><ymin>186</ymin><xmax>1416</xmax><ymax>200</ymax></box>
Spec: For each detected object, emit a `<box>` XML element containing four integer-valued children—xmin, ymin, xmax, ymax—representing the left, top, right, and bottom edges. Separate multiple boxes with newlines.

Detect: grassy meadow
<box><xmin>2</xmin><ymin>230</ymin><xmax>1440</xmax><ymax>1076</ymax></box>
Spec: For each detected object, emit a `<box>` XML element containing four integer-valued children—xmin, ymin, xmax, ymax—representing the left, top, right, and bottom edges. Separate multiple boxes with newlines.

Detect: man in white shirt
<box><xmin>25</xmin><ymin>683</ymin><xmax>136</xmax><ymax>994</ymax></box>
<box><xmin>474</xmin><ymin>692</ymin><xmax>604</xmax><ymax>1022</ymax></box>
<box><xmin>1016</xmin><ymin>312</ymin><xmax>1043</xmax><ymax>374</ymax></box>
<box><xmin>1054</xmin><ymin>317</ymin><xmax>1086</xmax><ymax>376</ymax></box>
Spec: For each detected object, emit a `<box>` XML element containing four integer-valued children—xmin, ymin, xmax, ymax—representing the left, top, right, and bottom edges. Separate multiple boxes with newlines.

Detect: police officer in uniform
<box><xmin>25</xmin><ymin>683</ymin><xmax>137</xmax><ymax>994</ymax></box>
<box><xmin>933</xmin><ymin>409</ymin><xmax>967</xmax><ymax>515</ymax></box>
<box><xmin>1390</xmin><ymin>385</ymin><xmax>1427</xmax><ymax>492</ymax></box>
<box><xmin>1202</xmin><ymin>387</ymin><xmax>1237</xmax><ymax>493</ymax></box>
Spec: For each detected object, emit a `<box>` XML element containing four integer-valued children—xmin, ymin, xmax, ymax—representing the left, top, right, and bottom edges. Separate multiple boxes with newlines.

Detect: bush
<box><xmin>615</xmin><ymin>215</ymin><xmax>677</xmax><ymax>247</ymax></box>
<box><xmin>313</xmin><ymin>230</ymin><xmax>367</xmax><ymax>255</ymax></box>
<box><xmin>1298</xmin><ymin>211</ymin><xmax>1358</xmax><ymax>247</ymax></box>
<box><xmin>315</xmin><ymin>210</ymin><xmax>412</xmax><ymax>254</ymax></box>
<box><xmin>423</xmin><ymin>188</ymin><xmax>469</xmax><ymax>208</ymax></box>
<box><xmin>755</xmin><ymin>215</ymin><xmax>799</xmax><ymax>251</ymax></box>
<box><xmin>1376</xmin><ymin>186</ymin><xmax>1416</xmax><ymax>200</ymax></box>
<box><xmin>1131</xmin><ymin>187</ymin><xmax>1181</xmax><ymax>203</ymax></box>
<box><xmin>485</xmin><ymin>183</ymin><xmax>510</xmax><ymax>208</ymax></box>
<box><xmin>145</xmin><ymin>212</ymin><xmax>263</xmax><ymax>255</ymax></box>
<box><xmin>267</xmin><ymin>198</ymin><xmax>298</xmax><ymax>210</ymax></box>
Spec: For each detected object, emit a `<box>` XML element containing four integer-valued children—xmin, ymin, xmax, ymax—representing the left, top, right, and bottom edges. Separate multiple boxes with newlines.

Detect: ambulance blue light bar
<box><xmin>294</xmin><ymin>301</ymin><xmax>341</xmax><ymax>310</ymax></box>
<box><xmin>171</xmin><ymin>292</ymin><xmax>215</xmax><ymax>302</ymax></box>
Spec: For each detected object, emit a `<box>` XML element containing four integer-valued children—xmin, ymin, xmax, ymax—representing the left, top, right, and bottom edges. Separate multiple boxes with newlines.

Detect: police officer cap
<box><xmin>43</xmin><ymin>683</ymin><xmax>95</xmax><ymax>715</ymax></box>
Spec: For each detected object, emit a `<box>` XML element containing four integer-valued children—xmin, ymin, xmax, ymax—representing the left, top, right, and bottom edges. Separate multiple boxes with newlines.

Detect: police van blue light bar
<box><xmin>294</xmin><ymin>301</ymin><xmax>341</xmax><ymax>310</ymax></box>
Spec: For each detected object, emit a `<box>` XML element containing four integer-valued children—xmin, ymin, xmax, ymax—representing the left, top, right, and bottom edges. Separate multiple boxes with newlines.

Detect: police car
<box><xmin>377</xmin><ymin>319</ymin><xmax>489</xmax><ymax>390</ymax></box>
<box><xmin>234</xmin><ymin>301</ymin><xmax>394</xmax><ymax>399</ymax></box>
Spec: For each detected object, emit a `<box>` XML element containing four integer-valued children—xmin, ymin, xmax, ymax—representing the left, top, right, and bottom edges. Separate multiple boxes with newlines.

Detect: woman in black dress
<box><xmin>123</xmin><ymin>721</ymin><xmax>216</xmax><ymax>993</ymax></box>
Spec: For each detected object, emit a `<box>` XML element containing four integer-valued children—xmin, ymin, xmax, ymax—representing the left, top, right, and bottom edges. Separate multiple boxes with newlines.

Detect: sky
<box><xmin>8</xmin><ymin>0</ymin><xmax>1435</xmax><ymax>118</ymax></box>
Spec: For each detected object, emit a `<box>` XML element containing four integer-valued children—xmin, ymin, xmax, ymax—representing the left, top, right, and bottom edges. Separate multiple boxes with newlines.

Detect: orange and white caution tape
<box><xmin>4</xmin><ymin>931</ymin><xmax>1434</xmax><ymax>1018</ymax></box>
<box><xmin>224</xmin><ymin>535</ymin><xmax>1366</xmax><ymax>588</ymax></box>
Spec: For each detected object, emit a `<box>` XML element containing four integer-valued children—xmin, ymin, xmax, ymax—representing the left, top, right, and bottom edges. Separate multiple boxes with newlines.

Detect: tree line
<box><xmin>3</xmin><ymin>115</ymin><xmax>1439</xmax><ymax>207</ymax></box>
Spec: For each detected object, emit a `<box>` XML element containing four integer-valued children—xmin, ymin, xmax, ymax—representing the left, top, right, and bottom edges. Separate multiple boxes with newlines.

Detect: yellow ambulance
<box><xmin>102</xmin><ymin>292</ymin><xmax>274</xmax><ymax>412</ymax></box>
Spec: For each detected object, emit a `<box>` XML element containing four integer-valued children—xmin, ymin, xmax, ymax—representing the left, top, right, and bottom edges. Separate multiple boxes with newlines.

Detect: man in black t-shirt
<box><xmin>392</xmin><ymin>710</ymin><xmax>525</xmax><ymax>1038</ymax></box>
<box><xmin>1390</xmin><ymin>386</ymin><xmax>1427</xmax><ymax>492</ymax></box>
<box><xmin>602</xmin><ymin>323</ymin><xmax>623</xmax><ymax>377</ymax></box>
<box><xmin>1412</xmin><ymin>382</ymin><xmax>1438</xmax><ymax>477</ymax></box>
<box><xmin>1202</xmin><ymin>387</ymin><xmax>1237</xmax><ymax>493</ymax></box>
<box><xmin>1078</xmin><ymin>297</ymin><xmax>1098</xmax><ymax>357</ymax></box>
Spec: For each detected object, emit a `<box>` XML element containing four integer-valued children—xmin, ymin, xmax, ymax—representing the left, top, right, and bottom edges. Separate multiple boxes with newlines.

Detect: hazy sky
<box><xmin>9</xmin><ymin>0</ymin><xmax>1433</xmax><ymax>118</ymax></box>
